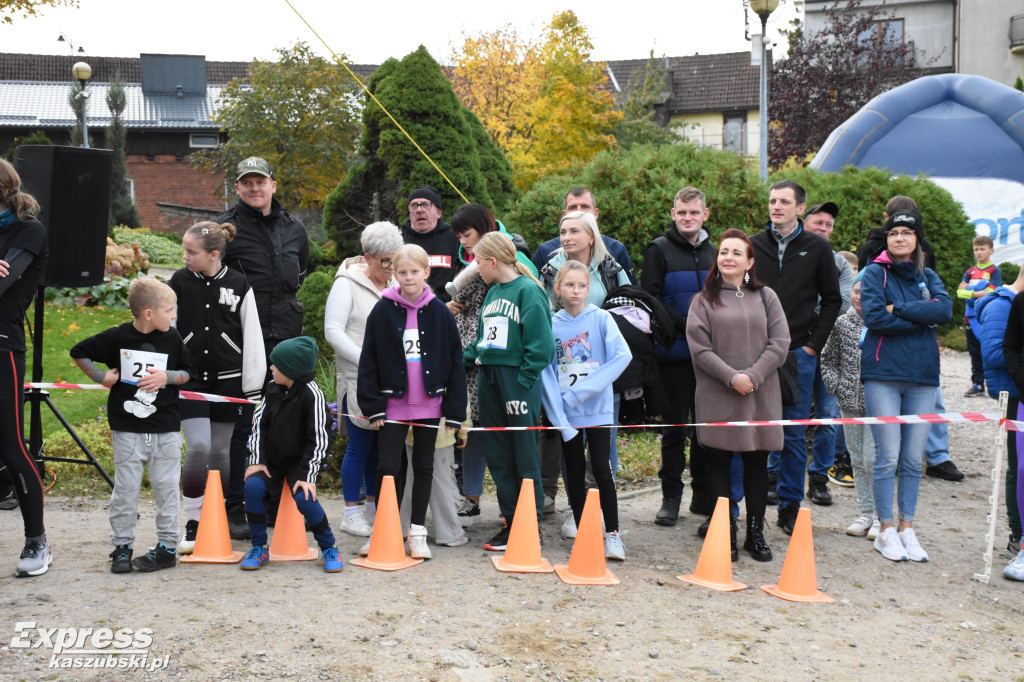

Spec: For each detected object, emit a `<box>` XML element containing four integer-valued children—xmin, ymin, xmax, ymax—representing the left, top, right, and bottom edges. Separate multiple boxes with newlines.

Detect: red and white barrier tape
<box><xmin>23</xmin><ymin>383</ymin><xmax>1006</xmax><ymax>431</ymax></box>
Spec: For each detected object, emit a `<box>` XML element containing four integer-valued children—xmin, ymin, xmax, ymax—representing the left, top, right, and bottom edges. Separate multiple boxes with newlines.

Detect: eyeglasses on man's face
<box><xmin>409</xmin><ymin>201</ymin><xmax>434</xmax><ymax>212</ymax></box>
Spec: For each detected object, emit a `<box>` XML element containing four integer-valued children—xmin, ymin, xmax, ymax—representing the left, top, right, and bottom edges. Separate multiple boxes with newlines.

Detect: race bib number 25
<box><xmin>120</xmin><ymin>349</ymin><xmax>168</xmax><ymax>385</ymax></box>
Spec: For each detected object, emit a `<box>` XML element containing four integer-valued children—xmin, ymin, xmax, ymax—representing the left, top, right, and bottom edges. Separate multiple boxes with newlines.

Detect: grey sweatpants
<box><xmin>110</xmin><ymin>431</ymin><xmax>182</xmax><ymax>549</ymax></box>
<box><xmin>399</xmin><ymin>443</ymin><xmax>464</xmax><ymax>545</ymax></box>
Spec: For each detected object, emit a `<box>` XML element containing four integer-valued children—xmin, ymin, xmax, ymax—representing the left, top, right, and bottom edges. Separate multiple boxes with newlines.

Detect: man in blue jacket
<box><xmin>750</xmin><ymin>180</ymin><xmax>842</xmax><ymax>535</ymax></box>
<box><xmin>641</xmin><ymin>186</ymin><xmax>717</xmax><ymax>526</ymax></box>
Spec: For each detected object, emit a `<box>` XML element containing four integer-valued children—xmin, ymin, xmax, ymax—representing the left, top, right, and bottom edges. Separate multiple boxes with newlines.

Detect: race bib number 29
<box><xmin>478</xmin><ymin>316</ymin><xmax>509</xmax><ymax>350</ymax></box>
<box><xmin>120</xmin><ymin>349</ymin><xmax>168</xmax><ymax>385</ymax></box>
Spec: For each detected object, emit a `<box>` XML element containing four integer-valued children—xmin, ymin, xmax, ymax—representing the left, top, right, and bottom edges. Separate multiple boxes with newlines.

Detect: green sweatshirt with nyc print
<box><xmin>464</xmin><ymin>274</ymin><xmax>554</xmax><ymax>389</ymax></box>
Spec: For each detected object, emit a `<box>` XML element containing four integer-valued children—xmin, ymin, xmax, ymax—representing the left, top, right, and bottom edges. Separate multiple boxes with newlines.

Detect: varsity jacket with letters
<box><xmin>170</xmin><ymin>265</ymin><xmax>266</xmax><ymax>400</ymax></box>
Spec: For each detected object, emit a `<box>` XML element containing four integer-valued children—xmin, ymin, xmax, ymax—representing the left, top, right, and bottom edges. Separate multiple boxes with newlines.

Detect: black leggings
<box><xmin>376</xmin><ymin>420</ymin><xmax>438</xmax><ymax>527</ymax></box>
<box><xmin>706</xmin><ymin>448</ymin><xmax>769</xmax><ymax>519</ymax></box>
<box><xmin>0</xmin><ymin>351</ymin><xmax>44</xmax><ymax>537</ymax></box>
<box><xmin>563</xmin><ymin>427</ymin><xmax>618</xmax><ymax>533</ymax></box>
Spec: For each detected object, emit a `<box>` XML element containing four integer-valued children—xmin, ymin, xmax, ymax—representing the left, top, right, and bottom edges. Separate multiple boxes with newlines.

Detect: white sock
<box><xmin>344</xmin><ymin>506</ymin><xmax>360</xmax><ymax>519</ymax></box>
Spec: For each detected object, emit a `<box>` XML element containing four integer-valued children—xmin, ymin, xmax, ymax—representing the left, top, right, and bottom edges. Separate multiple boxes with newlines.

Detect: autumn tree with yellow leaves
<box><xmin>451</xmin><ymin>11</ymin><xmax>621</xmax><ymax>190</ymax></box>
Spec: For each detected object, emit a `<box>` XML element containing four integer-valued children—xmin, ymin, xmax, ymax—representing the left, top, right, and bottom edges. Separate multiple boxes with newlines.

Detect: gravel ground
<box><xmin>1</xmin><ymin>348</ymin><xmax>1021</xmax><ymax>681</ymax></box>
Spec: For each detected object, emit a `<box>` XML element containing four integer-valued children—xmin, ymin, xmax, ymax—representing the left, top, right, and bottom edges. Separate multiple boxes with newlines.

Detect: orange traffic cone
<box><xmin>678</xmin><ymin>497</ymin><xmax>746</xmax><ymax>591</ymax></box>
<box><xmin>350</xmin><ymin>475</ymin><xmax>422</xmax><ymax>571</ymax></box>
<box><xmin>762</xmin><ymin>507</ymin><xmax>833</xmax><ymax>603</ymax></box>
<box><xmin>554</xmin><ymin>488</ymin><xmax>618</xmax><ymax>585</ymax></box>
<box><xmin>269</xmin><ymin>481</ymin><xmax>318</xmax><ymax>561</ymax></box>
<box><xmin>181</xmin><ymin>470</ymin><xmax>243</xmax><ymax>564</ymax></box>
<box><xmin>493</xmin><ymin>478</ymin><xmax>553</xmax><ymax>573</ymax></box>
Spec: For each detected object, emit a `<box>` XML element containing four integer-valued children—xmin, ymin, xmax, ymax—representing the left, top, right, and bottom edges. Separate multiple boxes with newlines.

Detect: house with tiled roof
<box><xmin>604</xmin><ymin>51</ymin><xmax>764</xmax><ymax>157</ymax></box>
<box><xmin>0</xmin><ymin>52</ymin><xmax>376</xmax><ymax>233</ymax></box>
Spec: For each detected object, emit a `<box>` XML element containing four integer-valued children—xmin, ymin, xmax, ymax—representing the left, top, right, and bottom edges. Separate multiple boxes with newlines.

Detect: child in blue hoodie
<box><xmin>541</xmin><ymin>261</ymin><xmax>631</xmax><ymax>560</ymax></box>
<box><xmin>358</xmin><ymin>244</ymin><xmax>467</xmax><ymax>561</ymax></box>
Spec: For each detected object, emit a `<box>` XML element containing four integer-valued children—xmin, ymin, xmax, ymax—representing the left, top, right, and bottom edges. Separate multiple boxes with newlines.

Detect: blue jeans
<box><xmin>809</xmin><ymin>364</ymin><xmax>838</xmax><ymax>478</ymax></box>
<box><xmin>729</xmin><ymin>453</ymin><xmax>743</xmax><ymax>518</ymax></box>
<box><xmin>341</xmin><ymin>397</ymin><xmax>379</xmax><ymax>503</ymax></box>
<box><xmin>864</xmin><ymin>380</ymin><xmax>935</xmax><ymax>524</ymax></box>
<box><xmin>771</xmin><ymin>347</ymin><xmax>817</xmax><ymax>510</ymax></box>
<box><xmin>245</xmin><ymin>472</ymin><xmax>335</xmax><ymax>549</ymax></box>
<box><xmin>461</xmin><ymin>431</ymin><xmax>487</xmax><ymax>498</ymax></box>
<box><xmin>924</xmin><ymin>384</ymin><xmax>951</xmax><ymax>467</ymax></box>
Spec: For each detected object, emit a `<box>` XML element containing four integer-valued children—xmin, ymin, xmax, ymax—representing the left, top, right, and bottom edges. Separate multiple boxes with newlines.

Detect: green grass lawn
<box><xmin>27</xmin><ymin>302</ymin><xmax>132</xmax><ymax>436</ymax></box>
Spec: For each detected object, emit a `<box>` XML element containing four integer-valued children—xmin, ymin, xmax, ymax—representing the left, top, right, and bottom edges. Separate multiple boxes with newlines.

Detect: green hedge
<box><xmin>112</xmin><ymin>226</ymin><xmax>184</xmax><ymax>266</ymax></box>
<box><xmin>506</xmin><ymin>144</ymin><xmax>975</xmax><ymax>315</ymax></box>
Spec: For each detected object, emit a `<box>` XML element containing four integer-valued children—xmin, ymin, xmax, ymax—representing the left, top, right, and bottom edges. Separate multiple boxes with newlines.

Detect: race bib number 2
<box><xmin>120</xmin><ymin>349</ymin><xmax>168</xmax><ymax>385</ymax></box>
<box><xmin>478</xmin><ymin>317</ymin><xmax>509</xmax><ymax>350</ymax></box>
<box><xmin>403</xmin><ymin>329</ymin><xmax>421</xmax><ymax>361</ymax></box>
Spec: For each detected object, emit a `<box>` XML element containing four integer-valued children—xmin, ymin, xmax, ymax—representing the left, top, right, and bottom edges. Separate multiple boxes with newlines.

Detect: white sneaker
<box><xmin>604</xmin><ymin>531</ymin><xmax>625</xmax><ymax>561</ymax></box>
<box><xmin>899</xmin><ymin>527</ymin><xmax>929</xmax><ymax>562</ymax></box>
<box><xmin>874</xmin><ymin>527</ymin><xmax>908</xmax><ymax>561</ymax></box>
<box><xmin>867</xmin><ymin>518</ymin><xmax>881</xmax><ymax>541</ymax></box>
<box><xmin>339</xmin><ymin>512</ymin><xmax>373</xmax><ymax>537</ymax></box>
<box><xmin>543</xmin><ymin>495</ymin><xmax>556</xmax><ymax>514</ymax></box>
<box><xmin>845</xmin><ymin>513</ymin><xmax>876</xmax><ymax>537</ymax></box>
<box><xmin>1003</xmin><ymin>549</ymin><xmax>1024</xmax><ymax>581</ymax></box>
<box><xmin>440</xmin><ymin>535</ymin><xmax>468</xmax><ymax>548</ymax></box>
<box><xmin>358</xmin><ymin>538</ymin><xmax>371</xmax><ymax>556</ymax></box>
<box><xmin>406</xmin><ymin>524</ymin><xmax>431</xmax><ymax>560</ymax></box>
<box><xmin>561</xmin><ymin>512</ymin><xmax>577</xmax><ymax>539</ymax></box>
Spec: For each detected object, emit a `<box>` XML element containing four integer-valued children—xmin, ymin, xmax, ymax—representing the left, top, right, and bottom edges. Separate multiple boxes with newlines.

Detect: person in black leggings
<box><xmin>0</xmin><ymin>159</ymin><xmax>50</xmax><ymax>577</ymax></box>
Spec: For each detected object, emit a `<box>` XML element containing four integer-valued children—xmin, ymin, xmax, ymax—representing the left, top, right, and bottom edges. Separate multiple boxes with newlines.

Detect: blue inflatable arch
<box><xmin>809</xmin><ymin>74</ymin><xmax>1024</xmax><ymax>183</ymax></box>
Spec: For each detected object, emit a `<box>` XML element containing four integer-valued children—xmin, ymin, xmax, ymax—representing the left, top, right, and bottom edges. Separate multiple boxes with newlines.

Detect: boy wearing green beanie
<box><xmin>241</xmin><ymin>336</ymin><xmax>343</xmax><ymax>572</ymax></box>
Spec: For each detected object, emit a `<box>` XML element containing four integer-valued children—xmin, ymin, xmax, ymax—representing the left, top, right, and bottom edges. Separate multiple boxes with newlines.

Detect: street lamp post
<box><xmin>749</xmin><ymin>0</ymin><xmax>779</xmax><ymax>180</ymax></box>
<box><xmin>72</xmin><ymin>61</ymin><xmax>92</xmax><ymax>149</ymax></box>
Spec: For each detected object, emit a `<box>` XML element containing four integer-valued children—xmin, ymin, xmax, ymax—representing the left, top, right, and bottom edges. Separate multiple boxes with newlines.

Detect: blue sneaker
<box><xmin>1003</xmin><ymin>549</ymin><xmax>1024</xmax><ymax>581</ymax></box>
<box><xmin>240</xmin><ymin>545</ymin><xmax>269</xmax><ymax>570</ymax></box>
<box><xmin>320</xmin><ymin>546</ymin><xmax>343</xmax><ymax>573</ymax></box>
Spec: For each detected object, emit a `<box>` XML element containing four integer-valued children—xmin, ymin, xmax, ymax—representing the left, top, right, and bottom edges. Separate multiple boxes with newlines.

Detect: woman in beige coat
<box><xmin>686</xmin><ymin>228</ymin><xmax>790</xmax><ymax>562</ymax></box>
<box><xmin>324</xmin><ymin>222</ymin><xmax>402</xmax><ymax>537</ymax></box>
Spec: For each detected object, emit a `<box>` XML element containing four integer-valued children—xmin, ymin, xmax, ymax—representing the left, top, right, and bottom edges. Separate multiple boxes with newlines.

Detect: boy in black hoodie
<box><xmin>241</xmin><ymin>336</ymin><xmax>342</xmax><ymax>573</ymax></box>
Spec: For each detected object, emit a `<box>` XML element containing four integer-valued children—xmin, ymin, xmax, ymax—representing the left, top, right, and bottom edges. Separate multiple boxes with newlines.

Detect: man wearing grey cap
<box><xmin>216</xmin><ymin>157</ymin><xmax>310</xmax><ymax>538</ymax></box>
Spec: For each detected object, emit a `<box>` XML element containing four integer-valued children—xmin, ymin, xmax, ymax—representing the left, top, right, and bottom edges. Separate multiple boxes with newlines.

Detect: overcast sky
<box><xmin>0</xmin><ymin>0</ymin><xmax>802</xmax><ymax>66</ymax></box>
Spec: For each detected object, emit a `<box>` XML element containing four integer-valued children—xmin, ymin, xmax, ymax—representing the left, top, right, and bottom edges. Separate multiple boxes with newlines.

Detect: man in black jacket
<box><xmin>750</xmin><ymin>180</ymin><xmax>842</xmax><ymax>535</ymax></box>
<box><xmin>402</xmin><ymin>185</ymin><xmax>462</xmax><ymax>301</ymax></box>
<box><xmin>641</xmin><ymin>186</ymin><xmax>717</xmax><ymax>526</ymax></box>
<box><xmin>216</xmin><ymin>157</ymin><xmax>310</xmax><ymax>538</ymax></box>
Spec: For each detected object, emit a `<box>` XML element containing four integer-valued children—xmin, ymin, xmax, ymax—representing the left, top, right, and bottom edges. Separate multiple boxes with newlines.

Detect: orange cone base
<box><xmin>180</xmin><ymin>470</ymin><xmax>243</xmax><ymax>564</ymax></box>
<box><xmin>678</xmin><ymin>573</ymin><xmax>746</xmax><ymax>592</ymax></box>
<box><xmin>180</xmin><ymin>551</ymin><xmax>243</xmax><ymax>564</ymax></box>
<box><xmin>350</xmin><ymin>555</ymin><xmax>423</xmax><ymax>571</ymax></box>
<box><xmin>760</xmin><ymin>584</ymin><xmax>833</xmax><ymax>603</ymax></box>
<box><xmin>269</xmin><ymin>545</ymin><xmax>319</xmax><ymax>562</ymax></box>
<box><xmin>492</xmin><ymin>555</ymin><xmax>554</xmax><ymax>573</ymax></box>
<box><xmin>554</xmin><ymin>563</ymin><xmax>619</xmax><ymax>585</ymax></box>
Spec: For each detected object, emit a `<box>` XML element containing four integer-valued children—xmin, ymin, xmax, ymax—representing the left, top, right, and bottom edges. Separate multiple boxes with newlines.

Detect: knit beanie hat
<box><xmin>883</xmin><ymin>209</ymin><xmax>924</xmax><ymax>241</ymax></box>
<box><xmin>408</xmin><ymin>185</ymin><xmax>443</xmax><ymax>211</ymax></box>
<box><xmin>270</xmin><ymin>336</ymin><xmax>319</xmax><ymax>380</ymax></box>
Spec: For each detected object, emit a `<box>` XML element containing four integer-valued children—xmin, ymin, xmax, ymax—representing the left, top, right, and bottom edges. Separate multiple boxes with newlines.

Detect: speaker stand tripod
<box><xmin>25</xmin><ymin>286</ymin><xmax>113</xmax><ymax>489</ymax></box>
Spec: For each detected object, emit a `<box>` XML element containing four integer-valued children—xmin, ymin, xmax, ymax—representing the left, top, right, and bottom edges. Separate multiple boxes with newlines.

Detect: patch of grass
<box><xmin>617</xmin><ymin>430</ymin><xmax>661</xmax><ymax>485</ymax></box>
<box><xmin>938</xmin><ymin>323</ymin><xmax>968</xmax><ymax>352</ymax></box>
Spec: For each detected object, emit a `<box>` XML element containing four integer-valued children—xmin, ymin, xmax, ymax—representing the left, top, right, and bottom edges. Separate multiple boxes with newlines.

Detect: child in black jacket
<box><xmin>241</xmin><ymin>336</ymin><xmax>342</xmax><ymax>573</ymax></box>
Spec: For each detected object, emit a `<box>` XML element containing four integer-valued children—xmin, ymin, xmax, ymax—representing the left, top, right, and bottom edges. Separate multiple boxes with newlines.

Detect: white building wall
<box><xmin>958</xmin><ymin>0</ymin><xmax>1024</xmax><ymax>86</ymax></box>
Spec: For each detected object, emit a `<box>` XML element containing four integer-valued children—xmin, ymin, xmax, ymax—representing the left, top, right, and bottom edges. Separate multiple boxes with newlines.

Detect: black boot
<box><xmin>766</xmin><ymin>472</ymin><xmax>779</xmax><ymax>506</ymax></box>
<box><xmin>697</xmin><ymin>515</ymin><xmax>711</xmax><ymax>538</ymax></box>
<box><xmin>226</xmin><ymin>501</ymin><xmax>251</xmax><ymax>541</ymax></box>
<box><xmin>744</xmin><ymin>514</ymin><xmax>773</xmax><ymax>562</ymax></box>
<box><xmin>807</xmin><ymin>474</ymin><xmax>833</xmax><ymax>506</ymax></box>
<box><xmin>730</xmin><ymin>516</ymin><xmax>738</xmax><ymax>562</ymax></box>
<box><xmin>655</xmin><ymin>495</ymin><xmax>681</xmax><ymax>527</ymax></box>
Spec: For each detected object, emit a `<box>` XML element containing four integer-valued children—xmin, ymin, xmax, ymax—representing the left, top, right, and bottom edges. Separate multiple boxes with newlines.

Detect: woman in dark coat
<box><xmin>686</xmin><ymin>228</ymin><xmax>790</xmax><ymax>562</ymax></box>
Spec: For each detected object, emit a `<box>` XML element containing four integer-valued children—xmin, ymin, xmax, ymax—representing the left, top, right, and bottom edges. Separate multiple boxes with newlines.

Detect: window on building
<box><xmin>126</xmin><ymin>177</ymin><xmax>135</xmax><ymax>203</ymax></box>
<box><xmin>189</xmin><ymin>133</ymin><xmax>219</xmax><ymax>148</ymax></box>
<box><xmin>722</xmin><ymin>115</ymin><xmax>746</xmax><ymax>155</ymax></box>
<box><xmin>859</xmin><ymin>19</ymin><xmax>904</xmax><ymax>48</ymax></box>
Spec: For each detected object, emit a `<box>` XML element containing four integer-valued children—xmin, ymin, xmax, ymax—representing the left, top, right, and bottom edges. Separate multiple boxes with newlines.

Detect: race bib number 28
<box><xmin>120</xmin><ymin>349</ymin><xmax>168</xmax><ymax>385</ymax></box>
<box><xmin>478</xmin><ymin>316</ymin><xmax>509</xmax><ymax>350</ymax></box>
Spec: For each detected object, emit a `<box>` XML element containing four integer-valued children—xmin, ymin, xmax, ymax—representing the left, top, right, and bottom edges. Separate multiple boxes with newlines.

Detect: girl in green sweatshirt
<box><xmin>464</xmin><ymin>232</ymin><xmax>554</xmax><ymax>551</ymax></box>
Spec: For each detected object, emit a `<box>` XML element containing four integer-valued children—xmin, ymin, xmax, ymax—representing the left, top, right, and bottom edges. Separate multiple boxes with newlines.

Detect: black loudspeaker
<box><xmin>14</xmin><ymin>145</ymin><xmax>113</xmax><ymax>288</ymax></box>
